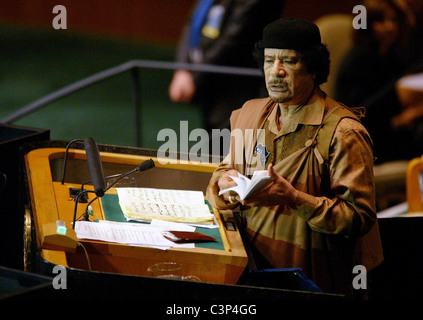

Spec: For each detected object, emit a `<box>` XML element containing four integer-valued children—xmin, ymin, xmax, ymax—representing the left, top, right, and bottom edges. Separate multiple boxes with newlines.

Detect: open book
<box><xmin>116</xmin><ymin>187</ymin><xmax>214</xmax><ymax>223</ymax></box>
<box><xmin>218</xmin><ymin>170</ymin><xmax>273</xmax><ymax>201</ymax></box>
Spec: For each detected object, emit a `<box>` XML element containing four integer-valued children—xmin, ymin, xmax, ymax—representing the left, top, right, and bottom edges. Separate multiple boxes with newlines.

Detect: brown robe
<box><xmin>206</xmin><ymin>88</ymin><xmax>383</xmax><ymax>295</ymax></box>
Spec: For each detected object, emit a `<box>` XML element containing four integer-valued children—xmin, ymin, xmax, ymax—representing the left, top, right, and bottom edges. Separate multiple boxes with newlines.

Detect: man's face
<box><xmin>263</xmin><ymin>48</ymin><xmax>315</xmax><ymax>105</ymax></box>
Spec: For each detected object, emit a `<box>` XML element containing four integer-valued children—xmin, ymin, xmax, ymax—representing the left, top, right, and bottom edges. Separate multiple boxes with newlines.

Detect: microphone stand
<box><xmin>72</xmin><ymin>189</ymin><xmax>96</xmax><ymax>229</ymax></box>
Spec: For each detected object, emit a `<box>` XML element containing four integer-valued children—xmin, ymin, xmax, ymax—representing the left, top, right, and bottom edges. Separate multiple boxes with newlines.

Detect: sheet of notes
<box><xmin>116</xmin><ymin>188</ymin><xmax>213</xmax><ymax>223</ymax></box>
<box><xmin>116</xmin><ymin>187</ymin><xmax>205</xmax><ymax>205</ymax></box>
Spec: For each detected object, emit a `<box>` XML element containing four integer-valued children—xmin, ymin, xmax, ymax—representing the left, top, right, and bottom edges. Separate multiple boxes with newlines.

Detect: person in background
<box><xmin>206</xmin><ymin>17</ymin><xmax>384</xmax><ymax>298</ymax></box>
<box><xmin>390</xmin><ymin>0</ymin><xmax>423</xmax><ymax>152</ymax></box>
<box><xmin>398</xmin><ymin>0</ymin><xmax>423</xmax><ymax>66</ymax></box>
<box><xmin>335</xmin><ymin>0</ymin><xmax>414</xmax><ymax>163</ymax></box>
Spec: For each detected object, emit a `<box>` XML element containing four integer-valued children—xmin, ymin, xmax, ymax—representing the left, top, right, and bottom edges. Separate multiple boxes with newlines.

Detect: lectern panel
<box><xmin>24</xmin><ymin>146</ymin><xmax>248</xmax><ymax>285</ymax></box>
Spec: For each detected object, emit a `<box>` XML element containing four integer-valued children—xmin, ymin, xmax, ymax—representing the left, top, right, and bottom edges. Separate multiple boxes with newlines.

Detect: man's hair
<box><xmin>253</xmin><ymin>43</ymin><xmax>331</xmax><ymax>87</ymax></box>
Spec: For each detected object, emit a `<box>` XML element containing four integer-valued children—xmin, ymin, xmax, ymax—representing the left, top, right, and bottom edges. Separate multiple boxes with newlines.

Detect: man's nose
<box><xmin>270</xmin><ymin>61</ymin><xmax>286</xmax><ymax>77</ymax></box>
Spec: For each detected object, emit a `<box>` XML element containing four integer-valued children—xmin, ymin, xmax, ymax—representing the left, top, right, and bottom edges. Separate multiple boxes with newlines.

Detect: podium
<box><xmin>23</xmin><ymin>141</ymin><xmax>247</xmax><ymax>284</ymax></box>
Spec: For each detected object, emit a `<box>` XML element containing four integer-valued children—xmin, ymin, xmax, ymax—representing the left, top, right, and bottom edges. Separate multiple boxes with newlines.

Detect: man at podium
<box><xmin>206</xmin><ymin>17</ymin><xmax>384</xmax><ymax>298</ymax></box>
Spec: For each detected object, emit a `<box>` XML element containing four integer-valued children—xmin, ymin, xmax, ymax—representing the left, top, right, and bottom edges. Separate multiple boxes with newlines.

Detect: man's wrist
<box><xmin>287</xmin><ymin>189</ymin><xmax>299</xmax><ymax>208</ymax></box>
<box><xmin>290</xmin><ymin>190</ymin><xmax>320</xmax><ymax>219</ymax></box>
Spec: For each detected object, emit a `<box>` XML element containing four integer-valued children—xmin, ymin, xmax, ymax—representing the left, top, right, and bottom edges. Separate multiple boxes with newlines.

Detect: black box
<box><xmin>0</xmin><ymin>124</ymin><xmax>50</xmax><ymax>269</ymax></box>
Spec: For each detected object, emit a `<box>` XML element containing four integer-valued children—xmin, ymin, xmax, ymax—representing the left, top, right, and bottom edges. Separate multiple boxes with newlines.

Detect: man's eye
<box><xmin>283</xmin><ymin>59</ymin><xmax>297</xmax><ymax>64</ymax></box>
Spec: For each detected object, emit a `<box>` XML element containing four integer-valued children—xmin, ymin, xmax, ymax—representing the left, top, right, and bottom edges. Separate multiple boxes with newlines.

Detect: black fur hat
<box><xmin>258</xmin><ymin>17</ymin><xmax>322</xmax><ymax>51</ymax></box>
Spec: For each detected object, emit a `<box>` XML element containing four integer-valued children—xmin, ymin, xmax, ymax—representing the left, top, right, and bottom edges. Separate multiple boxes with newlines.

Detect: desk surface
<box><xmin>24</xmin><ymin>147</ymin><xmax>248</xmax><ymax>284</ymax></box>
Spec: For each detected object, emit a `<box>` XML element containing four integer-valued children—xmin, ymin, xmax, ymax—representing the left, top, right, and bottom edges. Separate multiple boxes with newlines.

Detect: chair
<box><xmin>406</xmin><ymin>156</ymin><xmax>423</xmax><ymax>212</ymax></box>
<box><xmin>315</xmin><ymin>14</ymin><xmax>353</xmax><ymax>98</ymax></box>
<box><xmin>374</xmin><ymin>160</ymin><xmax>408</xmax><ymax>211</ymax></box>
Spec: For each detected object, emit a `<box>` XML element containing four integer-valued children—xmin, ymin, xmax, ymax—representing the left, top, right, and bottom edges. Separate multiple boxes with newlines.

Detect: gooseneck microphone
<box><xmin>105</xmin><ymin>159</ymin><xmax>155</xmax><ymax>191</ymax></box>
<box><xmin>72</xmin><ymin>158</ymin><xmax>155</xmax><ymax>229</ymax></box>
<box><xmin>84</xmin><ymin>137</ymin><xmax>106</xmax><ymax>197</ymax></box>
<box><xmin>80</xmin><ymin>158</ymin><xmax>155</xmax><ymax>192</ymax></box>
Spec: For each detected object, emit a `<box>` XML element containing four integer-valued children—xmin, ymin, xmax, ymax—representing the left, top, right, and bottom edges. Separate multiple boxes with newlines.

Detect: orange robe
<box><xmin>206</xmin><ymin>88</ymin><xmax>383</xmax><ymax>295</ymax></box>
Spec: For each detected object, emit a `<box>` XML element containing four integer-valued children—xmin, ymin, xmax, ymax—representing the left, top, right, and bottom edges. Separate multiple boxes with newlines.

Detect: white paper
<box><xmin>149</xmin><ymin>219</ymin><xmax>196</xmax><ymax>231</ymax></box>
<box><xmin>377</xmin><ymin>202</ymin><xmax>408</xmax><ymax>218</ymax></box>
<box><xmin>398</xmin><ymin>72</ymin><xmax>423</xmax><ymax>90</ymax></box>
<box><xmin>116</xmin><ymin>187</ymin><xmax>214</xmax><ymax>223</ymax></box>
<box><xmin>75</xmin><ymin>221</ymin><xmax>194</xmax><ymax>249</ymax></box>
<box><xmin>98</xmin><ymin>219</ymin><xmax>195</xmax><ymax>232</ymax></box>
<box><xmin>116</xmin><ymin>187</ymin><xmax>205</xmax><ymax>205</ymax></box>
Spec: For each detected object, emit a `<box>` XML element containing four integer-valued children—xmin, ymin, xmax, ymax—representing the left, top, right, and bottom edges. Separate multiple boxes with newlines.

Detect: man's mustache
<box><xmin>267</xmin><ymin>78</ymin><xmax>288</xmax><ymax>86</ymax></box>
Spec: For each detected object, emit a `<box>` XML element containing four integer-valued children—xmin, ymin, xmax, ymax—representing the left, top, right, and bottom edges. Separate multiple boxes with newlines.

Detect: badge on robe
<box><xmin>254</xmin><ymin>144</ymin><xmax>270</xmax><ymax>167</ymax></box>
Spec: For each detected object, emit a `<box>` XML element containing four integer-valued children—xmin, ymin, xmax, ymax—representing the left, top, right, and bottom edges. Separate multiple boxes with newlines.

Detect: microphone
<box><xmin>137</xmin><ymin>159</ymin><xmax>155</xmax><ymax>172</ymax></box>
<box><xmin>104</xmin><ymin>159</ymin><xmax>155</xmax><ymax>191</ymax></box>
<box><xmin>72</xmin><ymin>158</ymin><xmax>155</xmax><ymax>229</ymax></box>
<box><xmin>84</xmin><ymin>137</ymin><xmax>106</xmax><ymax>197</ymax></box>
<box><xmin>80</xmin><ymin>159</ymin><xmax>155</xmax><ymax>192</ymax></box>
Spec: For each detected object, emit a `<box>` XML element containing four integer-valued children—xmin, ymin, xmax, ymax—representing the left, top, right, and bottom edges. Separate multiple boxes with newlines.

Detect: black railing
<box><xmin>0</xmin><ymin>60</ymin><xmax>262</xmax><ymax>147</ymax></box>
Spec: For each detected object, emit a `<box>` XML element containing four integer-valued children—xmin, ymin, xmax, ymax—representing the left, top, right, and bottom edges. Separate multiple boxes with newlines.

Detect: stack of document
<box><xmin>74</xmin><ymin>188</ymin><xmax>219</xmax><ymax>249</ymax></box>
<box><xmin>75</xmin><ymin>220</ymin><xmax>197</xmax><ymax>249</ymax></box>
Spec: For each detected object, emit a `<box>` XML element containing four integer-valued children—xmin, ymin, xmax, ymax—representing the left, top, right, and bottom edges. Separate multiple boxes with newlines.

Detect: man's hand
<box><xmin>217</xmin><ymin>169</ymin><xmax>241</xmax><ymax>202</ymax></box>
<box><xmin>244</xmin><ymin>163</ymin><xmax>298</xmax><ymax>207</ymax></box>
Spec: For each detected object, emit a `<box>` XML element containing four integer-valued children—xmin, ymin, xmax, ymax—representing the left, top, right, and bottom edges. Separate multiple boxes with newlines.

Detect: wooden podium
<box><xmin>23</xmin><ymin>142</ymin><xmax>248</xmax><ymax>284</ymax></box>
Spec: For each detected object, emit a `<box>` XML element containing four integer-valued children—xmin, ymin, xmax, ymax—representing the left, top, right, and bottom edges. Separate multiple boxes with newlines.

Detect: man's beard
<box><xmin>270</xmin><ymin>96</ymin><xmax>288</xmax><ymax>103</ymax></box>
